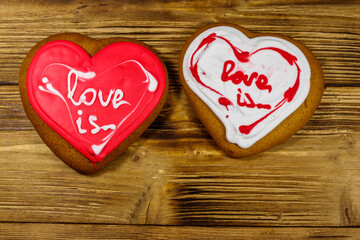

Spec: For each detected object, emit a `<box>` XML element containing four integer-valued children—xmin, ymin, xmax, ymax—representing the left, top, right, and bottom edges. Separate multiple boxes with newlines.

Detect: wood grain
<box><xmin>1</xmin><ymin>85</ymin><xmax>360</xmax><ymax>135</ymax></box>
<box><xmin>0</xmin><ymin>0</ymin><xmax>359</xmax><ymax>238</ymax></box>
<box><xmin>0</xmin><ymin>0</ymin><xmax>359</xmax><ymax>87</ymax></box>
<box><xmin>0</xmin><ymin>130</ymin><xmax>359</xmax><ymax>226</ymax></box>
<box><xmin>0</xmin><ymin>223</ymin><xmax>359</xmax><ymax>240</ymax></box>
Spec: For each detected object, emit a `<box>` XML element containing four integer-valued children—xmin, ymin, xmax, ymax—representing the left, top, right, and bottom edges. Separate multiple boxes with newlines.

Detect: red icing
<box><xmin>189</xmin><ymin>33</ymin><xmax>301</xmax><ymax>135</ymax></box>
<box><xmin>218</xmin><ymin>97</ymin><xmax>233</xmax><ymax>111</ymax></box>
<box><xmin>27</xmin><ymin>40</ymin><xmax>166</xmax><ymax>163</ymax></box>
<box><xmin>238</xmin><ymin>61</ymin><xmax>301</xmax><ymax>134</ymax></box>
<box><xmin>237</xmin><ymin>89</ymin><xmax>271</xmax><ymax>110</ymax></box>
<box><xmin>255</xmin><ymin>74</ymin><xmax>272</xmax><ymax>93</ymax></box>
<box><xmin>214</xmin><ymin>35</ymin><xmax>250</xmax><ymax>62</ymax></box>
<box><xmin>221</xmin><ymin>60</ymin><xmax>272</xmax><ymax>93</ymax></box>
<box><xmin>189</xmin><ymin>34</ymin><xmax>223</xmax><ymax>96</ymax></box>
<box><xmin>253</xmin><ymin>47</ymin><xmax>297</xmax><ymax>65</ymax></box>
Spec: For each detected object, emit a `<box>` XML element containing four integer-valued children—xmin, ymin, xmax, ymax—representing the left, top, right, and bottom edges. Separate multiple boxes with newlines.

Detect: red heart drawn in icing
<box><xmin>182</xmin><ymin>26</ymin><xmax>311</xmax><ymax>149</ymax></box>
<box><xmin>27</xmin><ymin>40</ymin><xmax>167</xmax><ymax>164</ymax></box>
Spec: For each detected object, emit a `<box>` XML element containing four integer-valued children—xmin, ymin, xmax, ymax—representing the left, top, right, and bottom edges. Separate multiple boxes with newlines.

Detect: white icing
<box><xmin>76</xmin><ymin>119</ymin><xmax>87</xmax><ymax>134</ymax></box>
<box><xmin>135</xmin><ymin>61</ymin><xmax>158</xmax><ymax>92</ymax></box>
<box><xmin>76</xmin><ymin>111</ymin><xmax>117</xmax><ymax>135</ymax></box>
<box><xmin>99</xmin><ymin>89</ymin><xmax>115</xmax><ymax>107</ymax></box>
<box><xmin>91</xmin><ymin>140</ymin><xmax>110</xmax><ymax>155</ymax></box>
<box><xmin>76</xmin><ymin>110</ymin><xmax>87</xmax><ymax>134</ymax></box>
<box><xmin>67</xmin><ymin>70</ymin><xmax>130</xmax><ymax>109</ymax></box>
<box><xmin>77</xmin><ymin>71</ymin><xmax>96</xmax><ymax>79</ymax></box>
<box><xmin>39</xmin><ymin>77</ymin><xmax>79</xmax><ymax>137</ymax></box>
<box><xmin>39</xmin><ymin>77</ymin><xmax>64</xmax><ymax>100</ymax></box>
<box><xmin>67</xmin><ymin>69</ymin><xmax>97</xmax><ymax>106</ymax></box>
<box><xmin>182</xmin><ymin>26</ymin><xmax>311</xmax><ymax>148</ymax></box>
<box><xmin>88</xmin><ymin>115</ymin><xmax>116</xmax><ymax>134</ymax></box>
<box><xmin>92</xmin><ymin>60</ymin><xmax>158</xmax><ymax>92</ymax></box>
<box><xmin>38</xmin><ymin>59</ymin><xmax>158</xmax><ymax>156</ymax></box>
<box><xmin>112</xmin><ymin>89</ymin><xmax>130</xmax><ymax>109</ymax></box>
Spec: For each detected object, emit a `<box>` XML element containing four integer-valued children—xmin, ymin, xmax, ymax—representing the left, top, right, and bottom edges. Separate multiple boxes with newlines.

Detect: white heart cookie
<box><xmin>182</xmin><ymin>25</ymin><xmax>311</xmax><ymax>148</ymax></box>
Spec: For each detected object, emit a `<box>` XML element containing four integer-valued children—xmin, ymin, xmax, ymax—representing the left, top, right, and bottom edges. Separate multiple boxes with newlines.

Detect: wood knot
<box><xmin>132</xmin><ymin>154</ymin><xmax>141</xmax><ymax>162</ymax></box>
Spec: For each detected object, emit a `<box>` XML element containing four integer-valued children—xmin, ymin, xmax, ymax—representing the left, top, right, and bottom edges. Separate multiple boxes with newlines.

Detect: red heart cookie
<box><xmin>179</xmin><ymin>23</ymin><xmax>323</xmax><ymax>157</ymax></box>
<box><xmin>20</xmin><ymin>33</ymin><xmax>168</xmax><ymax>173</ymax></box>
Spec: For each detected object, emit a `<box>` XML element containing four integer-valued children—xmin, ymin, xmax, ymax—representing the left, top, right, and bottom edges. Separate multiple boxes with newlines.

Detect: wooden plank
<box><xmin>0</xmin><ymin>1</ymin><xmax>359</xmax><ymax>86</ymax></box>
<box><xmin>0</xmin><ymin>223</ymin><xmax>359</xmax><ymax>240</ymax></box>
<box><xmin>0</xmin><ymin>130</ymin><xmax>359</xmax><ymax>226</ymax></box>
<box><xmin>1</xmin><ymin>85</ymin><xmax>360</xmax><ymax>135</ymax></box>
<box><xmin>0</xmin><ymin>0</ymin><xmax>360</xmax><ymax>231</ymax></box>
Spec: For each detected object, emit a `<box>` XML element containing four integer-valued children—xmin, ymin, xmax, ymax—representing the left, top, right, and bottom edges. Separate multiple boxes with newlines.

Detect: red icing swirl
<box><xmin>189</xmin><ymin>33</ymin><xmax>301</xmax><ymax>135</ymax></box>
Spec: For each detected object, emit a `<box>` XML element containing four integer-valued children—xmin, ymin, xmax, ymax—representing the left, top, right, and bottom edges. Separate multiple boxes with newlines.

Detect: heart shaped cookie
<box><xmin>179</xmin><ymin>23</ymin><xmax>323</xmax><ymax>157</ymax></box>
<box><xmin>20</xmin><ymin>33</ymin><xmax>168</xmax><ymax>174</ymax></box>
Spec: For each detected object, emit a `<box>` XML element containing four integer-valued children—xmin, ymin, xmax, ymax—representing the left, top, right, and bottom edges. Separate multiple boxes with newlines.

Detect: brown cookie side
<box><xmin>19</xmin><ymin>33</ymin><xmax>169</xmax><ymax>174</ymax></box>
<box><xmin>179</xmin><ymin>23</ymin><xmax>324</xmax><ymax>158</ymax></box>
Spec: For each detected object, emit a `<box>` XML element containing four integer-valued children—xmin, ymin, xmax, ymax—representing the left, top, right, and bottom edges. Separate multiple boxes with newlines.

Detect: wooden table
<box><xmin>0</xmin><ymin>0</ymin><xmax>359</xmax><ymax>239</ymax></box>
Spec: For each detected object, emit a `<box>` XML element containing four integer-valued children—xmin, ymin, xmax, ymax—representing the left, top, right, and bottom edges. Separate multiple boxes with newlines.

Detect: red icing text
<box><xmin>237</xmin><ymin>89</ymin><xmax>271</xmax><ymax>110</ymax></box>
<box><xmin>221</xmin><ymin>60</ymin><xmax>272</xmax><ymax>93</ymax></box>
<box><xmin>189</xmin><ymin>33</ymin><xmax>301</xmax><ymax>135</ymax></box>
